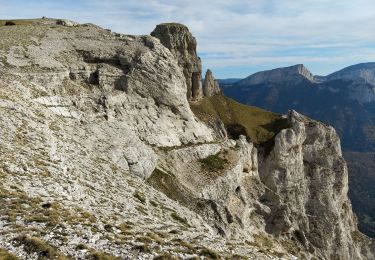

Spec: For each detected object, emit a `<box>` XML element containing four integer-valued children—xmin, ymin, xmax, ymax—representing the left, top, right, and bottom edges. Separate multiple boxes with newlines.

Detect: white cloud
<box><xmin>0</xmin><ymin>0</ymin><xmax>374</xmax><ymax>77</ymax></box>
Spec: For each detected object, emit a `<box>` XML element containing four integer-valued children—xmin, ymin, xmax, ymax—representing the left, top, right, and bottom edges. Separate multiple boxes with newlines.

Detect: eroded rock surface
<box><xmin>151</xmin><ymin>23</ymin><xmax>203</xmax><ymax>100</ymax></box>
<box><xmin>258</xmin><ymin>111</ymin><xmax>374</xmax><ymax>259</ymax></box>
<box><xmin>203</xmin><ymin>69</ymin><xmax>221</xmax><ymax>97</ymax></box>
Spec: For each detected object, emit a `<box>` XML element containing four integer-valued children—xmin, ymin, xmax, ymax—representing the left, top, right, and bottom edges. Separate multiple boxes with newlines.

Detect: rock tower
<box><xmin>151</xmin><ymin>23</ymin><xmax>203</xmax><ymax>100</ymax></box>
<box><xmin>203</xmin><ymin>69</ymin><xmax>221</xmax><ymax>96</ymax></box>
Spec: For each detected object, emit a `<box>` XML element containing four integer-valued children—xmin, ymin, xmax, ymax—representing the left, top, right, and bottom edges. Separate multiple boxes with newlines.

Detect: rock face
<box><xmin>326</xmin><ymin>62</ymin><xmax>375</xmax><ymax>86</ymax></box>
<box><xmin>0</xmin><ymin>19</ymin><xmax>373</xmax><ymax>259</ymax></box>
<box><xmin>203</xmin><ymin>69</ymin><xmax>221</xmax><ymax>96</ymax></box>
<box><xmin>150</xmin><ymin>109</ymin><xmax>375</xmax><ymax>259</ymax></box>
<box><xmin>56</xmin><ymin>19</ymin><xmax>78</xmax><ymax>27</ymax></box>
<box><xmin>151</xmin><ymin>23</ymin><xmax>203</xmax><ymax>100</ymax></box>
<box><xmin>259</xmin><ymin>111</ymin><xmax>368</xmax><ymax>259</ymax></box>
<box><xmin>221</xmin><ymin>62</ymin><xmax>375</xmax><ymax>238</ymax></box>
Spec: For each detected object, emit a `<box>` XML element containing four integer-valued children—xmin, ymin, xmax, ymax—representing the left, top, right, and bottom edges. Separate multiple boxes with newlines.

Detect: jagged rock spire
<box><xmin>203</xmin><ymin>69</ymin><xmax>221</xmax><ymax>97</ymax></box>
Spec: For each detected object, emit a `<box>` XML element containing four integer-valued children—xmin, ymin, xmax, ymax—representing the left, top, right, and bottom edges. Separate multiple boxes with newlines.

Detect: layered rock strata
<box><xmin>151</xmin><ymin>23</ymin><xmax>203</xmax><ymax>100</ymax></box>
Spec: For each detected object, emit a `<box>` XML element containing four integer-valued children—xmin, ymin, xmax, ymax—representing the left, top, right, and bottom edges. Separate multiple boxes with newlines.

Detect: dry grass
<box><xmin>190</xmin><ymin>94</ymin><xmax>289</xmax><ymax>145</ymax></box>
<box><xmin>147</xmin><ymin>168</ymin><xmax>194</xmax><ymax>205</ymax></box>
<box><xmin>199</xmin><ymin>152</ymin><xmax>228</xmax><ymax>171</ymax></box>
<box><xmin>170</xmin><ymin>212</ymin><xmax>189</xmax><ymax>227</ymax></box>
<box><xmin>0</xmin><ymin>248</ymin><xmax>18</xmax><ymax>260</ymax></box>
<box><xmin>0</xmin><ymin>19</ymin><xmax>33</xmax><ymax>27</ymax></box>
<box><xmin>13</xmin><ymin>235</ymin><xmax>70</xmax><ymax>259</ymax></box>
<box><xmin>133</xmin><ymin>191</ymin><xmax>146</xmax><ymax>204</ymax></box>
<box><xmin>199</xmin><ymin>247</ymin><xmax>221</xmax><ymax>259</ymax></box>
<box><xmin>87</xmin><ymin>250</ymin><xmax>119</xmax><ymax>260</ymax></box>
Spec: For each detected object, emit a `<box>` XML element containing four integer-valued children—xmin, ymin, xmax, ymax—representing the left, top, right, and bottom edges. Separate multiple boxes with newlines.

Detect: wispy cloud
<box><xmin>1</xmin><ymin>0</ymin><xmax>374</xmax><ymax>77</ymax></box>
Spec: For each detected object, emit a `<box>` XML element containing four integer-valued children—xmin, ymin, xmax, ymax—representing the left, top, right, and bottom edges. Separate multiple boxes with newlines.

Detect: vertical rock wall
<box><xmin>151</xmin><ymin>24</ymin><xmax>221</xmax><ymax>100</ymax></box>
<box><xmin>151</xmin><ymin>23</ymin><xmax>203</xmax><ymax>100</ymax></box>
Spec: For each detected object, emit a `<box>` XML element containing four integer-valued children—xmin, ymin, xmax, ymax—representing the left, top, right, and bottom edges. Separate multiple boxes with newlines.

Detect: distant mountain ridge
<box><xmin>326</xmin><ymin>62</ymin><xmax>375</xmax><ymax>85</ymax></box>
<box><xmin>217</xmin><ymin>78</ymin><xmax>242</xmax><ymax>84</ymax></box>
<box><xmin>221</xmin><ymin>62</ymin><xmax>375</xmax><ymax>150</ymax></box>
<box><xmin>220</xmin><ymin>62</ymin><xmax>375</xmax><ymax>238</ymax></box>
<box><xmin>237</xmin><ymin>64</ymin><xmax>316</xmax><ymax>85</ymax></box>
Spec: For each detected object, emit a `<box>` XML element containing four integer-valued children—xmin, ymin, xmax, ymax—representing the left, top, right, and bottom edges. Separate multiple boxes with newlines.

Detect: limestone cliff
<box><xmin>0</xmin><ymin>18</ymin><xmax>373</xmax><ymax>259</ymax></box>
<box><xmin>151</xmin><ymin>23</ymin><xmax>203</xmax><ymax>100</ymax></box>
<box><xmin>151</xmin><ymin>24</ymin><xmax>221</xmax><ymax>100</ymax></box>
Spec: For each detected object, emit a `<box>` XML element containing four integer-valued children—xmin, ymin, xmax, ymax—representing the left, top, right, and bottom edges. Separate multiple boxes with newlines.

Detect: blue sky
<box><xmin>1</xmin><ymin>0</ymin><xmax>374</xmax><ymax>78</ymax></box>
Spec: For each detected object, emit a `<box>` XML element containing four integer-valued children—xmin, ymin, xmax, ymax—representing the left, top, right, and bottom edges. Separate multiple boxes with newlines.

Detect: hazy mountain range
<box><xmin>220</xmin><ymin>62</ymin><xmax>375</xmax><ymax>237</ymax></box>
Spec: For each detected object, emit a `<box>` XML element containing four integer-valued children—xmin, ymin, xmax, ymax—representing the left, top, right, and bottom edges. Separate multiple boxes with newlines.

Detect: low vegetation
<box><xmin>0</xmin><ymin>19</ymin><xmax>33</xmax><ymax>27</ymax></box>
<box><xmin>199</xmin><ymin>247</ymin><xmax>221</xmax><ymax>259</ymax></box>
<box><xmin>170</xmin><ymin>212</ymin><xmax>189</xmax><ymax>226</ymax></box>
<box><xmin>147</xmin><ymin>168</ymin><xmax>194</xmax><ymax>205</ymax></box>
<box><xmin>133</xmin><ymin>191</ymin><xmax>146</xmax><ymax>204</ymax></box>
<box><xmin>153</xmin><ymin>253</ymin><xmax>179</xmax><ymax>260</ymax></box>
<box><xmin>87</xmin><ymin>250</ymin><xmax>119</xmax><ymax>260</ymax></box>
<box><xmin>199</xmin><ymin>152</ymin><xmax>228</xmax><ymax>171</ymax></box>
<box><xmin>190</xmin><ymin>94</ymin><xmax>289</xmax><ymax>145</ymax></box>
<box><xmin>0</xmin><ymin>248</ymin><xmax>18</xmax><ymax>260</ymax></box>
<box><xmin>13</xmin><ymin>235</ymin><xmax>69</xmax><ymax>259</ymax></box>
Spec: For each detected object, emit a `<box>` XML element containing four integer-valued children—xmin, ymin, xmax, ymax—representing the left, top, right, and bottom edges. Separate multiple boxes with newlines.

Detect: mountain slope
<box><xmin>222</xmin><ymin>63</ymin><xmax>375</xmax><ymax>152</ymax></box>
<box><xmin>236</xmin><ymin>64</ymin><xmax>316</xmax><ymax>85</ymax></box>
<box><xmin>326</xmin><ymin>62</ymin><xmax>375</xmax><ymax>85</ymax></box>
<box><xmin>0</xmin><ymin>19</ymin><xmax>373</xmax><ymax>259</ymax></box>
<box><xmin>345</xmin><ymin>152</ymin><xmax>375</xmax><ymax>238</ymax></box>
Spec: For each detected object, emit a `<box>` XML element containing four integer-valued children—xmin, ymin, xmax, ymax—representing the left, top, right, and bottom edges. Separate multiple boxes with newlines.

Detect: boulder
<box><xmin>56</xmin><ymin>19</ymin><xmax>78</xmax><ymax>27</ymax></box>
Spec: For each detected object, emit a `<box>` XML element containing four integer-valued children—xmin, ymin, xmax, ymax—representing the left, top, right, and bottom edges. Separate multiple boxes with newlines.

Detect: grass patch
<box><xmin>75</xmin><ymin>243</ymin><xmax>88</xmax><ymax>250</ymax></box>
<box><xmin>252</xmin><ymin>234</ymin><xmax>274</xmax><ymax>249</ymax></box>
<box><xmin>132</xmin><ymin>244</ymin><xmax>151</xmax><ymax>253</ymax></box>
<box><xmin>136</xmin><ymin>236</ymin><xmax>153</xmax><ymax>244</ymax></box>
<box><xmin>14</xmin><ymin>235</ymin><xmax>69</xmax><ymax>259</ymax></box>
<box><xmin>135</xmin><ymin>205</ymin><xmax>147</xmax><ymax>215</ymax></box>
<box><xmin>0</xmin><ymin>19</ymin><xmax>33</xmax><ymax>27</ymax></box>
<box><xmin>199</xmin><ymin>153</ymin><xmax>228</xmax><ymax>171</ymax></box>
<box><xmin>190</xmin><ymin>94</ymin><xmax>289</xmax><ymax>145</ymax></box>
<box><xmin>199</xmin><ymin>247</ymin><xmax>220</xmax><ymax>259</ymax></box>
<box><xmin>87</xmin><ymin>251</ymin><xmax>119</xmax><ymax>260</ymax></box>
<box><xmin>150</xmin><ymin>200</ymin><xmax>158</xmax><ymax>207</ymax></box>
<box><xmin>0</xmin><ymin>248</ymin><xmax>18</xmax><ymax>260</ymax></box>
<box><xmin>170</xmin><ymin>212</ymin><xmax>189</xmax><ymax>226</ymax></box>
<box><xmin>153</xmin><ymin>253</ymin><xmax>179</xmax><ymax>260</ymax></box>
<box><xmin>133</xmin><ymin>191</ymin><xmax>146</xmax><ymax>204</ymax></box>
<box><xmin>117</xmin><ymin>222</ymin><xmax>133</xmax><ymax>235</ymax></box>
<box><xmin>147</xmin><ymin>169</ymin><xmax>194</xmax><ymax>205</ymax></box>
<box><xmin>172</xmin><ymin>238</ymin><xmax>194</xmax><ymax>250</ymax></box>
